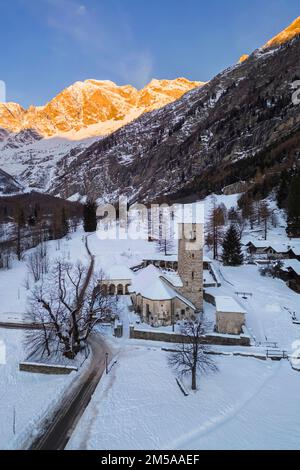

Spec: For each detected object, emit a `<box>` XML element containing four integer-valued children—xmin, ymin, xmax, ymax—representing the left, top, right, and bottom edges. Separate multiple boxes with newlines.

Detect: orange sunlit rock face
<box><xmin>264</xmin><ymin>16</ymin><xmax>300</xmax><ymax>49</ymax></box>
<box><xmin>238</xmin><ymin>54</ymin><xmax>249</xmax><ymax>63</ymax></box>
<box><xmin>0</xmin><ymin>78</ymin><xmax>204</xmax><ymax>138</ymax></box>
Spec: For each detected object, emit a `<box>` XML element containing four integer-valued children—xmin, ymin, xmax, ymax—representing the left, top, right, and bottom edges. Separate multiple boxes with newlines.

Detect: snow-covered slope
<box><xmin>0</xmin><ymin>134</ymin><xmax>99</xmax><ymax>192</ymax></box>
<box><xmin>0</xmin><ymin>168</ymin><xmax>23</xmax><ymax>194</ymax></box>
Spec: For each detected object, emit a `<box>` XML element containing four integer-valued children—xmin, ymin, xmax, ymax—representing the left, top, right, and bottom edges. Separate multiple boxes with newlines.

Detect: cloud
<box><xmin>41</xmin><ymin>0</ymin><xmax>153</xmax><ymax>87</ymax></box>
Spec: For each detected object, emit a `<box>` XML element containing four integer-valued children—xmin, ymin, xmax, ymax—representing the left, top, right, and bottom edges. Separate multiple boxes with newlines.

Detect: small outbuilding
<box><xmin>279</xmin><ymin>259</ymin><xmax>300</xmax><ymax>293</ymax></box>
<box><xmin>215</xmin><ymin>296</ymin><xmax>247</xmax><ymax>335</ymax></box>
<box><xmin>245</xmin><ymin>241</ymin><xmax>290</xmax><ymax>259</ymax></box>
<box><xmin>288</xmin><ymin>247</ymin><xmax>300</xmax><ymax>262</ymax></box>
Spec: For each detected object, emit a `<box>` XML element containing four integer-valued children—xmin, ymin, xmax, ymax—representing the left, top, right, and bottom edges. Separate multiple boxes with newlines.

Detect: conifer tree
<box><xmin>61</xmin><ymin>207</ymin><xmax>69</xmax><ymax>238</ymax></box>
<box><xmin>222</xmin><ymin>225</ymin><xmax>244</xmax><ymax>266</ymax></box>
<box><xmin>277</xmin><ymin>170</ymin><xmax>289</xmax><ymax>209</ymax></box>
<box><xmin>287</xmin><ymin>172</ymin><xmax>300</xmax><ymax>237</ymax></box>
<box><xmin>83</xmin><ymin>200</ymin><xmax>97</xmax><ymax>233</ymax></box>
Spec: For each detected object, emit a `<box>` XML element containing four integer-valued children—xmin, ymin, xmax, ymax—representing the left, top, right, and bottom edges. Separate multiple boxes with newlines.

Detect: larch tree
<box><xmin>207</xmin><ymin>198</ymin><xmax>226</xmax><ymax>259</ymax></box>
<box><xmin>258</xmin><ymin>201</ymin><xmax>272</xmax><ymax>241</ymax></box>
<box><xmin>287</xmin><ymin>171</ymin><xmax>300</xmax><ymax>237</ymax></box>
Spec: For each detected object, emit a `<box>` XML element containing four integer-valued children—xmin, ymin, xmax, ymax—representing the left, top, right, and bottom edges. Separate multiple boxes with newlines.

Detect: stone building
<box><xmin>130</xmin><ymin>265</ymin><xmax>197</xmax><ymax>327</ymax></box>
<box><xmin>130</xmin><ymin>218</ymin><xmax>204</xmax><ymax>327</ymax></box>
<box><xmin>215</xmin><ymin>296</ymin><xmax>246</xmax><ymax>335</ymax></box>
<box><xmin>177</xmin><ymin>222</ymin><xmax>204</xmax><ymax>312</ymax></box>
<box><xmin>278</xmin><ymin>259</ymin><xmax>300</xmax><ymax>293</ymax></box>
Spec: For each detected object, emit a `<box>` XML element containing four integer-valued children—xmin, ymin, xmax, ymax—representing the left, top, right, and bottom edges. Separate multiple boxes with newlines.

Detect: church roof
<box><xmin>129</xmin><ymin>264</ymin><xmax>195</xmax><ymax>309</ymax></box>
<box><xmin>103</xmin><ymin>265</ymin><xmax>133</xmax><ymax>281</ymax></box>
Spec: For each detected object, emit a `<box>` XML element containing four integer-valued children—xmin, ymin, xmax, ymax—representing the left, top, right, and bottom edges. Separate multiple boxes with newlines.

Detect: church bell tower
<box><xmin>177</xmin><ymin>222</ymin><xmax>204</xmax><ymax>312</ymax></box>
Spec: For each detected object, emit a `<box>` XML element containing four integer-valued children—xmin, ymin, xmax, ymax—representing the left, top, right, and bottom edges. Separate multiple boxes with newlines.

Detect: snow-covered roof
<box><xmin>281</xmin><ymin>260</ymin><xmax>300</xmax><ymax>276</ymax></box>
<box><xmin>215</xmin><ymin>296</ymin><xmax>247</xmax><ymax>314</ymax></box>
<box><xmin>203</xmin><ymin>255</ymin><xmax>212</xmax><ymax>263</ymax></box>
<box><xmin>290</xmin><ymin>246</ymin><xmax>300</xmax><ymax>256</ymax></box>
<box><xmin>143</xmin><ymin>254</ymin><xmax>178</xmax><ymax>262</ymax></box>
<box><xmin>129</xmin><ymin>265</ymin><xmax>195</xmax><ymax>309</ymax></box>
<box><xmin>130</xmin><ymin>265</ymin><xmax>161</xmax><ymax>293</ymax></box>
<box><xmin>161</xmin><ymin>271</ymin><xmax>183</xmax><ymax>288</ymax></box>
<box><xmin>103</xmin><ymin>265</ymin><xmax>134</xmax><ymax>281</ymax></box>
<box><xmin>245</xmin><ymin>240</ymin><xmax>290</xmax><ymax>253</ymax></box>
<box><xmin>245</xmin><ymin>240</ymin><xmax>269</xmax><ymax>248</ymax></box>
<box><xmin>139</xmin><ymin>278</ymin><xmax>177</xmax><ymax>301</ymax></box>
<box><xmin>203</xmin><ymin>270</ymin><xmax>215</xmax><ymax>284</ymax></box>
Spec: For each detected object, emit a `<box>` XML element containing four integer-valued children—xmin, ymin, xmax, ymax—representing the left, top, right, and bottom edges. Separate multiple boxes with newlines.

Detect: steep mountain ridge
<box><xmin>0</xmin><ymin>168</ymin><xmax>23</xmax><ymax>194</ymax></box>
<box><xmin>47</xmin><ymin>34</ymin><xmax>300</xmax><ymax>203</ymax></box>
<box><xmin>0</xmin><ymin>78</ymin><xmax>203</xmax><ymax>138</ymax></box>
<box><xmin>1</xmin><ymin>17</ymin><xmax>300</xmax><ymax>203</ymax></box>
<box><xmin>264</xmin><ymin>16</ymin><xmax>300</xmax><ymax>49</ymax></box>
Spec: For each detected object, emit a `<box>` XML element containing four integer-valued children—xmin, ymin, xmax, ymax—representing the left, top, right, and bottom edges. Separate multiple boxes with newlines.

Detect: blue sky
<box><xmin>0</xmin><ymin>0</ymin><xmax>299</xmax><ymax>107</ymax></box>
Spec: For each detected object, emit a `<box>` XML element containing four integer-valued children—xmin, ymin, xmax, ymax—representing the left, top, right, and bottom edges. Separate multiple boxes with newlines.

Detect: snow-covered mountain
<box><xmin>39</xmin><ymin>18</ymin><xmax>300</xmax><ymax>203</ymax></box>
<box><xmin>0</xmin><ymin>78</ymin><xmax>203</xmax><ymax>194</ymax></box>
<box><xmin>0</xmin><ymin>168</ymin><xmax>23</xmax><ymax>194</ymax></box>
<box><xmin>1</xmin><ymin>17</ymin><xmax>300</xmax><ymax>201</ymax></box>
<box><xmin>264</xmin><ymin>16</ymin><xmax>300</xmax><ymax>49</ymax></box>
<box><xmin>0</xmin><ymin>133</ymin><xmax>99</xmax><ymax>192</ymax></box>
<box><xmin>0</xmin><ymin>78</ymin><xmax>203</xmax><ymax>138</ymax></box>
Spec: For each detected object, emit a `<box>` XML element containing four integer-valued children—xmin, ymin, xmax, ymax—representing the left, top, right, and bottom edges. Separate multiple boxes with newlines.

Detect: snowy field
<box><xmin>0</xmin><ymin>328</ymin><xmax>72</xmax><ymax>449</ymax></box>
<box><xmin>67</xmin><ymin>345</ymin><xmax>300</xmax><ymax>450</ymax></box>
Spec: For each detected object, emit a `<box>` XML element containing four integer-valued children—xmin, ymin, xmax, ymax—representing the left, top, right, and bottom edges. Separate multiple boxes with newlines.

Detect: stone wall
<box><xmin>216</xmin><ymin>312</ymin><xmax>246</xmax><ymax>335</ymax></box>
<box><xmin>19</xmin><ymin>362</ymin><xmax>77</xmax><ymax>375</ymax></box>
<box><xmin>130</xmin><ymin>327</ymin><xmax>250</xmax><ymax>346</ymax></box>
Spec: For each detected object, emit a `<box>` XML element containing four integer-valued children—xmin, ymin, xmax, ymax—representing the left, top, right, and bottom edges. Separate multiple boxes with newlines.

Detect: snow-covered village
<box><xmin>1</xmin><ymin>1</ymin><xmax>300</xmax><ymax>457</ymax></box>
<box><xmin>1</xmin><ymin>191</ymin><xmax>300</xmax><ymax>451</ymax></box>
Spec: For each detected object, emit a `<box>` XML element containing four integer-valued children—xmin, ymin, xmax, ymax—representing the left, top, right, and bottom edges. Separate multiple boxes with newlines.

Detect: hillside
<box><xmin>45</xmin><ymin>30</ymin><xmax>300</xmax><ymax>203</ymax></box>
<box><xmin>1</xmin><ymin>18</ymin><xmax>300</xmax><ymax>204</ymax></box>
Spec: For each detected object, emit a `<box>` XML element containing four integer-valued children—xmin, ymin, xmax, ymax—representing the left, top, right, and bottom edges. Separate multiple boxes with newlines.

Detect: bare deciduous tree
<box><xmin>258</xmin><ymin>201</ymin><xmax>272</xmax><ymax>241</ymax></box>
<box><xmin>27</xmin><ymin>260</ymin><xmax>115</xmax><ymax>360</ymax></box>
<box><xmin>26</xmin><ymin>242</ymin><xmax>49</xmax><ymax>282</ymax></box>
<box><xmin>154</xmin><ymin>206</ymin><xmax>175</xmax><ymax>256</ymax></box>
<box><xmin>168</xmin><ymin>320</ymin><xmax>218</xmax><ymax>391</ymax></box>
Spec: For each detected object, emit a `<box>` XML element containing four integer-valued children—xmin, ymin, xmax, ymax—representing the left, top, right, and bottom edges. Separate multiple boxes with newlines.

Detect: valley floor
<box><xmin>0</xmin><ymin>194</ymin><xmax>300</xmax><ymax>449</ymax></box>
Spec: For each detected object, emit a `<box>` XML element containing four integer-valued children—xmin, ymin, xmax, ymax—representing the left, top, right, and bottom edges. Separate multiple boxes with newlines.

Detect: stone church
<box><xmin>129</xmin><ymin>220</ymin><xmax>204</xmax><ymax>327</ymax></box>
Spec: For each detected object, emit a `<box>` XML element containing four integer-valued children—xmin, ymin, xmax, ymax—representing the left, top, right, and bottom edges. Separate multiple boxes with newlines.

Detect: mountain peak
<box><xmin>0</xmin><ymin>77</ymin><xmax>202</xmax><ymax>138</ymax></box>
<box><xmin>264</xmin><ymin>16</ymin><xmax>300</xmax><ymax>49</ymax></box>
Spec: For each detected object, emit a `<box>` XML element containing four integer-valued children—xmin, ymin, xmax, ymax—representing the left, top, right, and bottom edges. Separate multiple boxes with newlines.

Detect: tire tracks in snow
<box><xmin>162</xmin><ymin>360</ymin><xmax>282</xmax><ymax>450</ymax></box>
